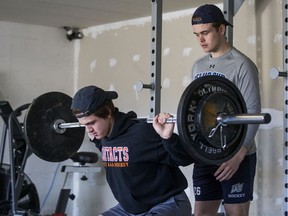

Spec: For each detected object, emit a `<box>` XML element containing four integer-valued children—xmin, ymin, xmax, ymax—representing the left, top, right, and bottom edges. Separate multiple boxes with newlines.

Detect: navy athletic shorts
<box><xmin>192</xmin><ymin>153</ymin><xmax>256</xmax><ymax>204</ymax></box>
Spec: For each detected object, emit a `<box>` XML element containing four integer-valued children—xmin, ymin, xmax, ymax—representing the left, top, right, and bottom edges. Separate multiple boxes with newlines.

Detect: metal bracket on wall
<box><xmin>283</xmin><ymin>1</ymin><xmax>288</xmax><ymax>215</ymax></box>
<box><xmin>269</xmin><ymin>1</ymin><xmax>288</xmax><ymax>215</ymax></box>
<box><xmin>149</xmin><ymin>0</ymin><xmax>162</xmax><ymax>118</ymax></box>
<box><xmin>135</xmin><ymin>0</ymin><xmax>162</xmax><ymax>118</ymax></box>
<box><xmin>223</xmin><ymin>0</ymin><xmax>245</xmax><ymax>46</ymax></box>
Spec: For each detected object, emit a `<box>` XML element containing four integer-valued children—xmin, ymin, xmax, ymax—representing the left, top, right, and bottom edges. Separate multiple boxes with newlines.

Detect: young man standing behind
<box><xmin>191</xmin><ymin>4</ymin><xmax>261</xmax><ymax>216</ymax></box>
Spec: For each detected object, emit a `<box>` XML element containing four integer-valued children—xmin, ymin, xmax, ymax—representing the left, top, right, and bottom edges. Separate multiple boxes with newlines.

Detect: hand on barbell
<box><xmin>152</xmin><ymin>113</ymin><xmax>175</xmax><ymax>139</ymax></box>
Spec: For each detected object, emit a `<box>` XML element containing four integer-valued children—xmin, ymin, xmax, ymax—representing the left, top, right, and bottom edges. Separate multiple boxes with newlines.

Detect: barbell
<box><xmin>55</xmin><ymin>113</ymin><xmax>269</xmax><ymax>128</ymax></box>
<box><xmin>24</xmin><ymin>76</ymin><xmax>271</xmax><ymax>164</ymax></box>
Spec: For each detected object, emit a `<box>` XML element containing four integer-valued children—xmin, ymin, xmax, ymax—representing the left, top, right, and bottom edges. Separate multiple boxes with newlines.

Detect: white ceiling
<box><xmin>0</xmin><ymin>0</ymin><xmax>221</xmax><ymax>29</ymax></box>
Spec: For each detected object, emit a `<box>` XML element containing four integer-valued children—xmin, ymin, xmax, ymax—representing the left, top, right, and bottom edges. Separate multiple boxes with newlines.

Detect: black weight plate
<box><xmin>24</xmin><ymin>92</ymin><xmax>85</xmax><ymax>162</ymax></box>
<box><xmin>195</xmin><ymin>92</ymin><xmax>243</xmax><ymax>148</ymax></box>
<box><xmin>177</xmin><ymin>76</ymin><xmax>247</xmax><ymax>164</ymax></box>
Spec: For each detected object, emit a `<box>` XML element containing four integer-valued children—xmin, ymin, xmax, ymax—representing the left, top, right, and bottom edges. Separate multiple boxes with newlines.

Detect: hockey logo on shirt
<box><xmin>102</xmin><ymin>146</ymin><xmax>129</xmax><ymax>167</ymax></box>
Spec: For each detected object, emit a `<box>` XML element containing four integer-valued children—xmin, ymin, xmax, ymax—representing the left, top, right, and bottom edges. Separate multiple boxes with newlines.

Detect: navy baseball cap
<box><xmin>71</xmin><ymin>85</ymin><xmax>118</xmax><ymax>118</ymax></box>
<box><xmin>191</xmin><ymin>4</ymin><xmax>233</xmax><ymax>27</ymax></box>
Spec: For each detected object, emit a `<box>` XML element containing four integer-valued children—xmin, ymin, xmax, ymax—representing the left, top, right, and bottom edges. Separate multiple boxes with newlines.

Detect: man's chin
<box><xmin>202</xmin><ymin>48</ymin><xmax>210</xmax><ymax>53</ymax></box>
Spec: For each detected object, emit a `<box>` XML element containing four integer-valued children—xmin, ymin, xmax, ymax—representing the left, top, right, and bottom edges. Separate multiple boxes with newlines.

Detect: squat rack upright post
<box><xmin>282</xmin><ymin>1</ymin><xmax>288</xmax><ymax>215</ymax></box>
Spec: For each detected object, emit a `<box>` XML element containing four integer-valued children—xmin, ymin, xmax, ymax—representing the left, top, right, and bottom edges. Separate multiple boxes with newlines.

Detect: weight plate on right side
<box><xmin>177</xmin><ymin>76</ymin><xmax>247</xmax><ymax>165</ymax></box>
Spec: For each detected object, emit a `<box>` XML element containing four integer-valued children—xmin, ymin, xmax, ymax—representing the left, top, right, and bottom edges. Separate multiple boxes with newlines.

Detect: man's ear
<box><xmin>220</xmin><ymin>24</ymin><xmax>226</xmax><ymax>35</ymax></box>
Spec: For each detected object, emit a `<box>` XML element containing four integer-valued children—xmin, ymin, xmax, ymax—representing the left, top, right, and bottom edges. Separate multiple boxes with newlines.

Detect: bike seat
<box><xmin>70</xmin><ymin>152</ymin><xmax>99</xmax><ymax>165</ymax></box>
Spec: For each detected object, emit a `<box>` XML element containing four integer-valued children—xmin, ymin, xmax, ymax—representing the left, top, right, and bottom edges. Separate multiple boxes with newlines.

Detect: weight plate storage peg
<box><xmin>24</xmin><ymin>92</ymin><xmax>85</xmax><ymax>162</ymax></box>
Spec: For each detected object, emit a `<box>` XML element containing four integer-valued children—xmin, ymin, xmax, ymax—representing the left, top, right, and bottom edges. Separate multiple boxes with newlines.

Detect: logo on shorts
<box><xmin>228</xmin><ymin>183</ymin><xmax>245</xmax><ymax>198</ymax></box>
<box><xmin>230</xmin><ymin>183</ymin><xmax>244</xmax><ymax>193</ymax></box>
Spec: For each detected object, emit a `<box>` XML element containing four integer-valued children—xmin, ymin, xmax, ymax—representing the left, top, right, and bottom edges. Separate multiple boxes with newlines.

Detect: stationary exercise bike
<box><xmin>52</xmin><ymin>151</ymin><xmax>100</xmax><ymax>215</ymax></box>
<box><xmin>0</xmin><ymin>100</ymin><xmax>100</xmax><ymax>216</ymax></box>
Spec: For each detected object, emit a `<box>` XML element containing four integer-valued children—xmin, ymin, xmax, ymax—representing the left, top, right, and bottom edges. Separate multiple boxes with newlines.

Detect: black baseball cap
<box><xmin>191</xmin><ymin>4</ymin><xmax>233</xmax><ymax>27</ymax></box>
<box><xmin>71</xmin><ymin>85</ymin><xmax>118</xmax><ymax>118</ymax></box>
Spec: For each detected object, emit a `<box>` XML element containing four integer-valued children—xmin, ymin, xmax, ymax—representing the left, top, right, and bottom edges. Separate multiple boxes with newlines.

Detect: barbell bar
<box><xmin>146</xmin><ymin>113</ymin><xmax>270</xmax><ymax>124</ymax></box>
<box><xmin>55</xmin><ymin>112</ymin><xmax>270</xmax><ymax>130</ymax></box>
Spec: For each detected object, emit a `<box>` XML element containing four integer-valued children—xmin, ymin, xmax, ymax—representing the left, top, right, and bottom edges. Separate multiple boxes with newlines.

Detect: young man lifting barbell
<box><xmin>71</xmin><ymin>85</ymin><xmax>194</xmax><ymax>216</ymax></box>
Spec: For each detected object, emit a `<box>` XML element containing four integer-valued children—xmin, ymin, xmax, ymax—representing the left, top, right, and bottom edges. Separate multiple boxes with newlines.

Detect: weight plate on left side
<box><xmin>24</xmin><ymin>92</ymin><xmax>85</xmax><ymax>162</ymax></box>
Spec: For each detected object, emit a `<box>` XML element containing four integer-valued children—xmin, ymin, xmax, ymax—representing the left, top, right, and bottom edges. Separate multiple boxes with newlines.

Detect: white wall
<box><xmin>0</xmin><ymin>0</ymin><xmax>285</xmax><ymax>215</ymax></box>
